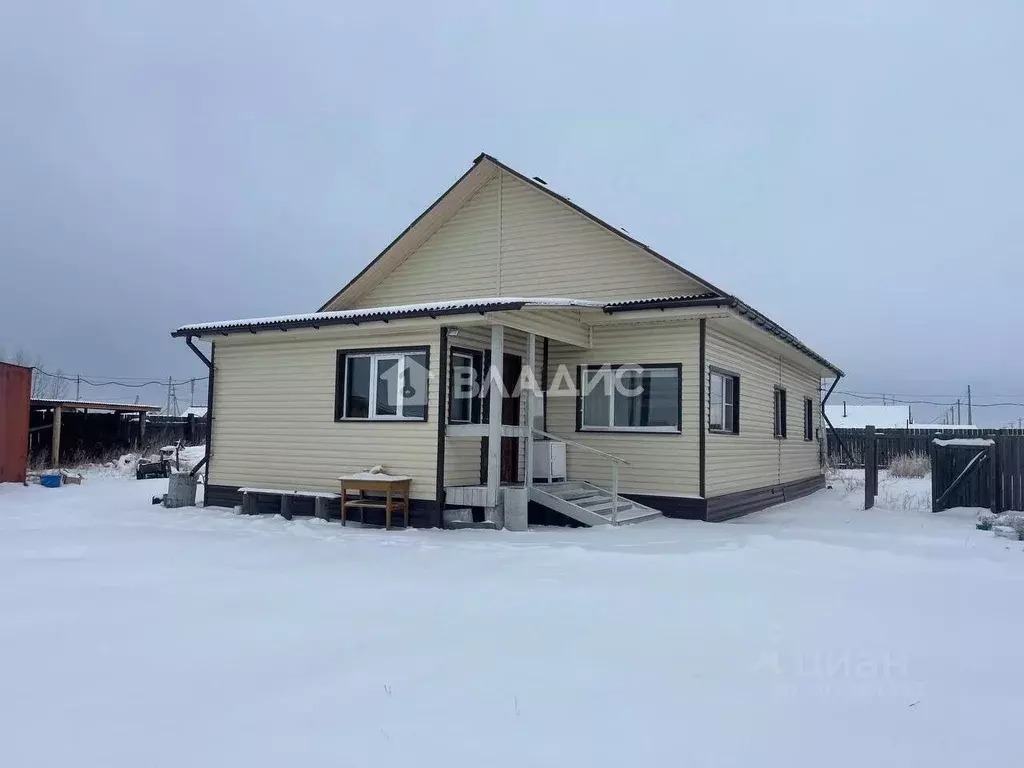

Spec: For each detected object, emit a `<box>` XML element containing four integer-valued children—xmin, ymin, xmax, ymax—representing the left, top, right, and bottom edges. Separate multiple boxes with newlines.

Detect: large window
<box><xmin>804</xmin><ymin>397</ymin><xmax>815</xmax><ymax>441</ymax></box>
<box><xmin>335</xmin><ymin>348</ymin><xmax>429</xmax><ymax>421</ymax></box>
<box><xmin>578</xmin><ymin>364</ymin><xmax>681</xmax><ymax>433</ymax></box>
<box><xmin>773</xmin><ymin>386</ymin><xmax>787</xmax><ymax>438</ymax></box>
<box><xmin>709</xmin><ymin>369</ymin><xmax>739</xmax><ymax>434</ymax></box>
<box><xmin>448</xmin><ymin>348</ymin><xmax>483</xmax><ymax>424</ymax></box>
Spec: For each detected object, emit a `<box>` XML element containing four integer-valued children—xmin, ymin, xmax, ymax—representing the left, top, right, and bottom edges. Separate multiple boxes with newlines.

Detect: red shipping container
<box><xmin>0</xmin><ymin>362</ymin><xmax>31</xmax><ymax>484</ymax></box>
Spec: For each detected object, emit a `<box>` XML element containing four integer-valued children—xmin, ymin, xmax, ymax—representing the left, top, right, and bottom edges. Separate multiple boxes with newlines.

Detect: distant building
<box><xmin>824</xmin><ymin>404</ymin><xmax>911</xmax><ymax>429</ymax></box>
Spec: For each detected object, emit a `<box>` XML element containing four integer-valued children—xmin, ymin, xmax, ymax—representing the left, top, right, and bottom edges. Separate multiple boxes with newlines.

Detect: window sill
<box><xmin>774</xmin><ymin>435</ymin><xmax>788</xmax><ymax>440</ymax></box>
<box><xmin>577</xmin><ymin>427</ymin><xmax>681</xmax><ymax>435</ymax></box>
<box><xmin>708</xmin><ymin>428</ymin><xmax>740</xmax><ymax>436</ymax></box>
<box><xmin>336</xmin><ymin>417</ymin><xmax>428</xmax><ymax>423</ymax></box>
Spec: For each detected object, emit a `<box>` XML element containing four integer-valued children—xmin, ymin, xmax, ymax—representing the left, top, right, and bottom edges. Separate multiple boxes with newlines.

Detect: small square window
<box><xmin>709</xmin><ymin>369</ymin><xmax>740</xmax><ymax>434</ymax></box>
<box><xmin>335</xmin><ymin>348</ymin><xmax>429</xmax><ymax>421</ymax></box>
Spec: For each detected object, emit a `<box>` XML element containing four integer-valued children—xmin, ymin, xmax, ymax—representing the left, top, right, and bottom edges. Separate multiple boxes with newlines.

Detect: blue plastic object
<box><xmin>40</xmin><ymin>474</ymin><xmax>61</xmax><ymax>488</ymax></box>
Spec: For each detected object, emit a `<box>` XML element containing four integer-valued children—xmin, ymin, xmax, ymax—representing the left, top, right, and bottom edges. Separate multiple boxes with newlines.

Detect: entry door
<box><xmin>500</xmin><ymin>354</ymin><xmax>522</xmax><ymax>483</ymax></box>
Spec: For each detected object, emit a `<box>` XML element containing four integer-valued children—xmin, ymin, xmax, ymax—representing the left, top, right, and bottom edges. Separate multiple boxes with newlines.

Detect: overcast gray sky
<box><xmin>1</xmin><ymin>1</ymin><xmax>1021</xmax><ymax>424</ymax></box>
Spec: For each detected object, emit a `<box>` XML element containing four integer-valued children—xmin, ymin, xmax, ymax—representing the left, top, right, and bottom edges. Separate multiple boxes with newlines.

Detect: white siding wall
<box><xmin>351</xmin><ymin>171</ymin><xmax>706</xmax><ymax>308</ymax></box>
<box><xmin>545</xmin><ymin>322</ymin><xmax>700</xmax><ymax>497</ymax></box>
<box><xmin>704</xmin><ymin>321</ymin><xmax>822</xmax><ymax>497</ymax></box>
<box><xmin>781</xmin><ymin>361</ymin><xmax>823</xmax><ymax>484</ymax></box>
<box><xmin>209</xmin><ymin>324</ymin><xmax>440</xmax><ymax>500</ymax></box>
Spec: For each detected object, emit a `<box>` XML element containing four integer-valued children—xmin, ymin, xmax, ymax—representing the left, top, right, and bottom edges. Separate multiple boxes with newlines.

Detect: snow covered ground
<box><xmin>1</xmin><ymin>473</ymin><xmax>1021</xmax><ymax>767</ymax></box>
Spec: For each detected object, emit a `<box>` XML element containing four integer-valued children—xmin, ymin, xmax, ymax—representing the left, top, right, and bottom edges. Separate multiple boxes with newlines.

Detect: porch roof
<box><xmin>171</xmin><ymin>297</ymin><xmax>605</xmax><ymax>338</ymax></box>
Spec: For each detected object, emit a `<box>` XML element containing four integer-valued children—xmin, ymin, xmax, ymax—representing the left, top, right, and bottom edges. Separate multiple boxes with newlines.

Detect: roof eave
<box><xmin>171</xmin><ymin>300</ymin><xmax>530</xmax><ymax>339</ymax></box>
<box><xmin>605</xmin><ymin>294</ymin><xmax>842</xmax><ymax>377</ymax></box>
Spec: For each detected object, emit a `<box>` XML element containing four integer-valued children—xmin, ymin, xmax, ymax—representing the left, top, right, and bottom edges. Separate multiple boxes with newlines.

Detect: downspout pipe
<box><xmin>820</xmin><ymin>373</ymin><xmax>854</xmax><ymax>467</ymax></box>
<box><xmin>184</xmin><ymin>335</ymin><xmax>213</xmax><ymax>481</ymax></box>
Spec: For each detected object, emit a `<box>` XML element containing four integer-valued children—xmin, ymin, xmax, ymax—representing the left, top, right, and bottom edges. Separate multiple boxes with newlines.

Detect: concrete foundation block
<box><xmin>314</xmin><ymin>497</ymin><xmax>330</xmax><ymax>520</ymax></box>
<box><xmin>443</xmin><ymin>507</ymin><xmax>473</xmax><ymax>528</ymax></box>
<box><xmin>503</xmin><ymin>488</ymin><xmax>528</xmax><ymax>532</ymax></box>
<box><xmin>164</xmin><ymin>473</ymin><xmax>198</xmax><ymax>508</ymax></box>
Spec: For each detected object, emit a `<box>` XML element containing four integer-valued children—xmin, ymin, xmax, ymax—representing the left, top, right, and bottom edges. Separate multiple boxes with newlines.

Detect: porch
<box><xmin>438</xmin><ymin>306</ymin><xmax>709</xmax><ymax>528</ymax></box>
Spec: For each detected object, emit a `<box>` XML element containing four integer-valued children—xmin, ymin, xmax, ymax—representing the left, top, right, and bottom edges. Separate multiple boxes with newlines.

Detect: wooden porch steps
<box><xmin>530</xmin><ymin>482</ymin><xmax>662</xmax><ymax>527</ymax></box>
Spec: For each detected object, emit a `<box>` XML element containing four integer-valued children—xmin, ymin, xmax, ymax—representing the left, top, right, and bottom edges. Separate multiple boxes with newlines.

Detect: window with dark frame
<box><xmin>448</xmin><ymin>348</ymin><xmax>483</xmax><ymax>424</ymax></box>
<box><xmin>804</xmin><ymin>397</ymin><xmax>814</xmax><ymax>441</ymax></box>
<box><xmin>578</xmin><ymin>364</ymin><xmax>681</xmax><ymax>433</ymax></box>
<box><xmin>708</xmin><ymin>369</ymin><xmax>740</xmax><ymax>434</ymax></box>
<box><xmin>335</xmin><ymin>348</ymin><xmax>429</xmax><ymax>421</ymax></box>
<box><xmin>773</xmin><ymin>386</ymin><xmax>787</xmax><ymax>438</ymax></box>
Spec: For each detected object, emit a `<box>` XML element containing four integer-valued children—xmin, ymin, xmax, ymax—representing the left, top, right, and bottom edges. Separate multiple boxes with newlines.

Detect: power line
<box><xmin>33</xmin><ymin>368</ymin><xmax>208</xmax><ymax>389</ymax></box>
<box><xmin>834</xmin><ymin>390</ymin><xmax>1024</xmax><ymax>408</ymax></box>
<box><xmin>838</xmin><ymin>388</ymin><xmax>1024</xmax><ymax>400</ymax></box>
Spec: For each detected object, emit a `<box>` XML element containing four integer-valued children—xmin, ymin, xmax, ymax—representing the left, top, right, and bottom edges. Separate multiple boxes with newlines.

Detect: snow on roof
<box><xmin>932</xmin><ymin>438</ymin><xmax>994</xmax><ymax>447</ymax></box>
<box><xmin>31</xmin><ymin>398</ymin><xmax>162</xmax><ymax>412</ymax></box>
<box><xmin>910</xmin><ymin>423</ymin><xmax>979</xmax><ymax>430</ymax></box>
<box><xmin>172</xmin><ymin>297</ymin><xmax>605</xmax><ymax>336</ymax></box>
<box><xmin>824</xmin><ymin>404</ymin><xmax>911</xmax><ymax>429</ymax></box>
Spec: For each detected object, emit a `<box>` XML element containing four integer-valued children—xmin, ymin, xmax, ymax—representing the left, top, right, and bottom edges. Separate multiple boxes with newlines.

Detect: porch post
<box><xmin>524</xmin><ymin>332</ymin><xmax>536</xmax><ymax>494</ymax></box>
<box><xmin>51</xmin><ymin>405</ymin><xmax>63</xmax><ymax>469</ymax></box>
<box><xmin>485</xmin><ymin>323</ymin><xmax>504</xmax><ymax>526</ymax></box>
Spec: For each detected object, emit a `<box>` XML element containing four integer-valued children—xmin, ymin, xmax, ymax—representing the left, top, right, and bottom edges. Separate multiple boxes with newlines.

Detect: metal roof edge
<box><xmin>172</xmin><ymin>300</ymin><xmax>533</xmax><ymax>338</ymax></box>
<box><xmin>604</xmin><ymin>293</ymin><xmax>842</xmax><ymax>376</ymax></box>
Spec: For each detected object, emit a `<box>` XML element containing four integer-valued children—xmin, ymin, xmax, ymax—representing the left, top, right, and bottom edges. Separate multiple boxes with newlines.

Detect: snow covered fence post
<box><xmin>988</xmin><ymin>439</ymin><xmax>999</xmax><ymax>513</ymax></box>
<box><xmin>930</xmin><ymin>439</ymin><xmax>939</xmax><ymax>513</ymax></box>
<box><xmin>864</xmin><ymin>425</ymin><xmax>875</xmax><ymax>510</ymax></box>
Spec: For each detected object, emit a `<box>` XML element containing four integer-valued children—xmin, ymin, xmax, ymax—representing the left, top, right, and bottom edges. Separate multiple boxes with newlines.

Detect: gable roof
<box><xmin>306</xmin><ymin>153</ymin><xmax>842</xmax><ymax>376</ymax></box>
<box><xmin>319</xmin><ymin>153</ymin><xmax>730</xmax><ymax>313</ymax></box>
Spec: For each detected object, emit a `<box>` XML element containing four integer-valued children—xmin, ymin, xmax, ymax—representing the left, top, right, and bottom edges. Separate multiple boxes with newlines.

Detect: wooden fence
<box><xmin>930</xmin><ymin>440</ymin><xmax>996</xmax><ymax>512</ymax></box>
<box><xmin>994</xmin><ymin>435</ymin><xmax>1024</xmax><ymax>512</ymax></box>
<box><xmin>29</xmin><ymin>411</ymin><xmax>207</xmax><ymax>464</ymax></box>
<box><xmin>829</xmin><ymin>426</ymin><xmax>1024</xmax><ymax>469</ymax></box>
<box><xmin>856</xmin><ymin>425</ymin><xmax>1024</xmax><ymax>512</ymax></box>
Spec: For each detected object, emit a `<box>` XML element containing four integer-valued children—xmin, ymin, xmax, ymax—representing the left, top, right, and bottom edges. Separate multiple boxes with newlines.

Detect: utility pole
<box><xmin>957</xmin><ymin>399</ymin><xmax>961</xmax><ymax>425</ymax></box>
<box><xmin>76</xmin><ymin>374</ymin><xmax>81</xmax><ymax>400</ymax></box>
<box><xmin>190</xmin><ymin>378</ymin><xmax>195</xmax><ymax>407</ymax></box>
<box><xmin>967</xmin><ymin>385</ymin><xmax>972</xmax><ymax>426</ymax></box>
<box><xmin>166</xmin><ymin>375</ymin><xmax>172</xmax><ymax>415</ymax></box>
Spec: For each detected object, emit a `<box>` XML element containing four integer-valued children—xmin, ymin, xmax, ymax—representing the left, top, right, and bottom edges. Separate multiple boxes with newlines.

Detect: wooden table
<box><xmin>338</xmin><ymin>475</ymin><xmax>412</xmax><ymax>529</ymax></box>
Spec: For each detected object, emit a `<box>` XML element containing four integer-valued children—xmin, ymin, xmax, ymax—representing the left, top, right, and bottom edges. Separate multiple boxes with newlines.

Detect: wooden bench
<box><xmin>338</xmin><ymin>475</ymin><xmax>412</xmax><ymax>529</ymax></box>
<box><xmin>238</xmin><ymin>488</ymin><xmax>340</xmax><ymax>520</ymax></box>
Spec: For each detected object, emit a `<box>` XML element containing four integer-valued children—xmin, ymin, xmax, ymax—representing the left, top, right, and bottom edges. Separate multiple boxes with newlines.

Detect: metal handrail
<box><xmin>531</xmin><ymin>428</ymin><xmax>631</xmax><ymax>465</ymax></box>
<box><xmin>531</xmin><ymin>428</ymin><xmax>628</xmax><ymax>525</ymax></box>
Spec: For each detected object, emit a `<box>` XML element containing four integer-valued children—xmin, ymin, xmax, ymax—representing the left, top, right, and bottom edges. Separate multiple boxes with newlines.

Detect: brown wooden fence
<box><xmin>856</xmin><ymin>427</ymin><xmax>1024</xmax><ymax>512</ymax></box>
<box><xmin>830</xmin><ymin>426</ymin><xmax>1024</xmax><ymax>469</ymax></box>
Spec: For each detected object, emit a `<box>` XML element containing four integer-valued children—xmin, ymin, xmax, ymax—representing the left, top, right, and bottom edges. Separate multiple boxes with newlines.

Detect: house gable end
<box><xmin>328</xmin><ymin>157</ymin><xmax>713</xmax><ymax>310</ymax></box>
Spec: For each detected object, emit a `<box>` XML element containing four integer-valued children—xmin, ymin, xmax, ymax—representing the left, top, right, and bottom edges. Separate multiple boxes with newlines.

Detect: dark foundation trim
<box><xmin>623</xmin><ymin>493</ymin><xmax>707</xmax><ymax>521</ymax></box>
<box><xmin>204</xmin><ymin>485</ymin><xmax>437</xmax><ymax>527</ymax></box>
<box><xmin>705</xmin><ymin>474</ymin><xmax>825</xmax><ymax>522</ymax></box>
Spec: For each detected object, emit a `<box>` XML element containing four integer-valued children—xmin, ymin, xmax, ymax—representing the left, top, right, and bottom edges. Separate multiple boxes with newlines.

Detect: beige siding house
<box><xmin>174</xmin><ymin>153</ymin><xmax>842</xmax><ymax>529</ymax></box>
